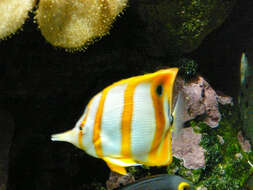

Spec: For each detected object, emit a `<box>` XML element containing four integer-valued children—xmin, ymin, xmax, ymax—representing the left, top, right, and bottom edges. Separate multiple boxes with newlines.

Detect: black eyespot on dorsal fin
<box><xmin>156</xmin><ymin>84</ymin><xmax>163</xmax><ymax>96</ymax></box>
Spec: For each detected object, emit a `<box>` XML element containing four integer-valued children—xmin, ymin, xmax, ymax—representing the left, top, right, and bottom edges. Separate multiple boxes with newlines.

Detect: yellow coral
<box><xmin>36</xmin><ymin>0</ymin><xmax>127</xmax><ymax>50</ymax></box>
<box><xmin>0</xmin><ymin>0</ymin><xmax>35</xmax><ymax>40</ymax></box>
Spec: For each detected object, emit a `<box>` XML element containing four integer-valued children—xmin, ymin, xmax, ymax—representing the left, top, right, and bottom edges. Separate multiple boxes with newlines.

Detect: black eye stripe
<box><xmin>156</xmin><ymin>85</ymin><xmax>163</xmax><ymax>96</ymax></box>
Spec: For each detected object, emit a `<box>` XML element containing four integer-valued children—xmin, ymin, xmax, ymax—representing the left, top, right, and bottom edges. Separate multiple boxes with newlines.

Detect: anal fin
<box><xmin>106</xmin><ymin>161</ymin><xmax>127</xmax><ymax>175</ymax></box>
<box><xmin>104</xmin><ymin>157</ymin><xmax>141</xmax><ymax>175</ymax></box>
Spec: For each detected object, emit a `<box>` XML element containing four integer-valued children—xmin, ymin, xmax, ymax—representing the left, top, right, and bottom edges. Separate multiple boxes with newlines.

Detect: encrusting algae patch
<box><xmin>0</xmin><ymin>0</ymin><xmax>127</xmax><ymax>50</ymax></box>
<box><xmin>0</xmin><ymin>0</ymin><xmax>35</xmax><ymax>39</ymax></box>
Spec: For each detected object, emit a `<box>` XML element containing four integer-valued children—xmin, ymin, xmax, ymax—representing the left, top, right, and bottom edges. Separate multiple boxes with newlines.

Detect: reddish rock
<box><xmin>106</xmin><ymin>172</ymin><xmax>135</xmax><ymax>190</ymax></box>
<box><xmin>174</xmin><ymin>77</ymin><xmax>205</xmax><ymax>122</ymax></box>
<box><xmin>174</xmin><ymin>76</ymin><xmax>233</xmax><ymax>128</ymax></box>
<box><xmin>171</xmin><ymin>76</ymin><xmax>234</xmax><ymax>169</ymax></box>
<box><xmin>172</xmin><ymin>127</ymin><xmax>205</xmax><ymax>169</ymax></box>
<box><xmin>216</xmin><ymin>92</ymin><xmax>234</xmax><ymax>106</ymax></box>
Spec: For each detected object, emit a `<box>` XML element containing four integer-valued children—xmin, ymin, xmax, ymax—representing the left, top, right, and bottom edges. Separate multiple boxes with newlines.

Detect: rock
<box><xmin>106</xmin><ymin>172</ymin><xmax>135</xmax><ymax>190</ymax></box>
<box><xmin>216</xmin><ymin>92</ymin><xmax>234</xmax><ymax>106</ymax></box>
<box><xmin>174</xmin><ymin>76</ymin><xmax>233</xmax><ymax>128</ymax></box>
<box><xmin>170</xmin><ymin>75</ymin><xmax>235</xmax><ymax>169</ymax></box>
<box><xmin>174</xmin><ymin>77</ymin><xmax>205</xmax><ymax>122</ymax></box>
<box><xmin>237</xmin><ymin>131</ymin><xmax>251</xmax><ymax>153</ymax></box>
<box><xmin>134</xmin><ymin>0</ymin><xmax>235</xmax><ymax>54</ymax></box>
<box><xmin>172</xmin><ymin>127</ymin><xmax>205</xmax><ymax>169</ymax></box>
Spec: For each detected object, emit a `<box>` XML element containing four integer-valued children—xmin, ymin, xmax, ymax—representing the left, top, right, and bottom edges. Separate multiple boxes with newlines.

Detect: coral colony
<box><xmin>0</xmin><ymin>0</ymin><xmax>127</xmax><ymax>50</ymax></box>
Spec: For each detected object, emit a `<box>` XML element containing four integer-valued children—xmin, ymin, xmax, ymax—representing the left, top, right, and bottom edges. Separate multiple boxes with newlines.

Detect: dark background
<box><xmin>0</xmin><ymin>0</ymin><xmax>253</xmax><ymax>189</ymax></box>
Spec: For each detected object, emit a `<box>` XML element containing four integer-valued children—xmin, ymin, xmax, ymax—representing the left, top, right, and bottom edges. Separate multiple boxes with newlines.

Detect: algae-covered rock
<box><xmin>134</xmin><ymin>0</ymin><xmax>235</xmax><ymax>53</ymax></box>
<box><xmin>167</xmin><ymin>105</ymin><xmax>253</xmax><ymax>190</ymax></box>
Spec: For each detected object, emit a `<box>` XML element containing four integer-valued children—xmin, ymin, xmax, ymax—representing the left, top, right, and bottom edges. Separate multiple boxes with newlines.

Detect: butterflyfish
<box><xmin>51</xmin><ymin>68</ymin><xmax>184</xmax><ymax>175</ymax></box>
<box><xmin>117</xmin><ymin>174</ymin><xmax>194</xmax><ymax>190</ymax></box>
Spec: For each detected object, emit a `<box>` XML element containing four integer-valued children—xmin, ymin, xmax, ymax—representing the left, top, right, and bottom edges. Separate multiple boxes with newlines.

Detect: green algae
<box><xmin>164</xmin><ymin>0</ymin><xmax>234</xmax><ymax>53</ymax></box>
<box><xmin>175</xmin><ymin>58</ymin><xmax>199</xmax><ymax>81</ymax></box>
<box><xmin>167</xmin><ymin>104</ymin><xmax>253</xmax><ymax>190</ymax></box>
<box><xmin>166</xmin><ymin>0</ymin><xmax>235</xmax><ymax>53</ymax></box>
<box><xmin>128</xmin><ymin>104</ymin><xmax>253</xmax><ymax>189</ymax></box>
<box><xmin>135</xmin><ymin>0</ymin><xmax>235</xmax><ymax>55</ymax></box>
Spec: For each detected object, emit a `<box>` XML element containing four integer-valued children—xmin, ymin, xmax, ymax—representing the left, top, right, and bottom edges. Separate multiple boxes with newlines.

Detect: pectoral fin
<box><xmin>172</xmin><ymin>92</ymin><xmax>185</xmax><ymax>137</ymax></box>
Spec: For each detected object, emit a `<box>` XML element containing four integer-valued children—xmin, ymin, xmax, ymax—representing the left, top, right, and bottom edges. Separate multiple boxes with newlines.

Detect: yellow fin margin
<box><xmin>104</xmin><ymin>157</ymin><xmax>141</xmax><ymax>175</ymax></box>
<box><xmin>106</xmin><ymin>162</ymin><xmax>127</xmax><ymax>175</ymax></box>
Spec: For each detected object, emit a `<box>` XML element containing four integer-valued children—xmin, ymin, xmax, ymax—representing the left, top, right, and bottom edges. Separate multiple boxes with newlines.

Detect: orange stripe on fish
<box><xmin>121</xmin><ymin>82</ymin><xmax>138</xmax><ymax>157</ymax></box>
<box><xmin>147</xmin><ymin>78</ymin><xmax>166</xmax><ymax>164</ymax></box>
<box><xmin>93</xmin><ymin>90</ymin><xmax>110</xmax><ymax>157</ymax></box>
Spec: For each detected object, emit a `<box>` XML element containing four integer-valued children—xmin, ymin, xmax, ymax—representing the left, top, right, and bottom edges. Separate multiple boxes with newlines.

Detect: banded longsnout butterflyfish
<box><xmin>51</xmin><ymin>68</ymin><xmax>184</xmax><ymax>175</ymax></box>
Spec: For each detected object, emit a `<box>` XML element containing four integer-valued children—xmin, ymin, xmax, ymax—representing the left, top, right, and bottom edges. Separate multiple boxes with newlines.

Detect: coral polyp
<box><xmin>0</xmin><ymin>0</ymin><xmax>35</xmax><ymax>39</ymax></box>
<box><xmin>35</xmin><ymin>0</ymin><xmax>127</xmax><ymax>50</ymax></box>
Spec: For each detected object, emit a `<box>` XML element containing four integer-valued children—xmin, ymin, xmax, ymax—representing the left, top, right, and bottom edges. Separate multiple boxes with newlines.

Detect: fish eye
<box><xmin>156</xmin><ymin>84</ymin><xmax>163</xmax><ymax>96</ymax></box>
<box><xmin>79</xmin><ymin>126</ymin><xmax>82</xmax><ymax>131</ymax></box>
